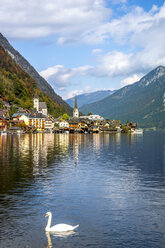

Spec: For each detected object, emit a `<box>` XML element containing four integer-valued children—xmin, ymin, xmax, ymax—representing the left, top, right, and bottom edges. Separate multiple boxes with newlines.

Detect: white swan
<box><xmin>45</xmin><ymin>212</ymin><xmax>79</xmax><ymax>232</ymax></box>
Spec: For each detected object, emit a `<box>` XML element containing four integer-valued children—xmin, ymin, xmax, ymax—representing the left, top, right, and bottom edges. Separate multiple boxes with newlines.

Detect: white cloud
<box><xmin>40</xmin><ymin>65</ymin><xmax>73</xmax><ymax>87</ymax></box>
<box><xmin>64</xmin><ymin>85</ymin><xmax>116</xmax><ymax>100</ymax></box>
<box><xmin>35</xmin><ymin>2</ymin><xmax>165</xmax><ymax>96</ymax></box>
<box><xmin>95</xmin><ymin>51</ymin><xmax>133</xmax><ymax>77</ymax></box>
<box><xmin>110</xmin><ymin>0</ymin><xmax>127</xmax><ymax>4</ymax></box>
<box><xmin>40</xmin><ymin>64</ymin><xmax>94</xmax><ymax>89</ymax></box>
<box><xmin>1</xmin><ymin>0</ymin><xmax>165</xmax><ymax>51</ymax></box>
<box><xmin>64</xmin><ymin>86</ymin><xmax>92</xmax><ymax>100</ymax></box>
<box><xmin>89</xmin><ymin>3</ymin><xmax>165</xmax><ymax>77</ymax></box>
<box><xmin>1</xmin><ymin>0</ymin><xmax>165</xmax><ymax>48</ymax></box>
<box><xmin>92</xmin><ymin>49</ymin><xmax>102</xmax><ymax>54</ymax></box>
<box><xmin>120</xmin><ymin>74</ymin><xmax>143</xmax><ymax>87</ymax></box>
<box><xmin>96</xmin><ymin>5</ymin><xmax>160</xmax><ymax>44</ymax></box>
<box><xmin>0</xmin><ymin>0</ymin><xmax>111</xmax><ymax>43</ymax></box>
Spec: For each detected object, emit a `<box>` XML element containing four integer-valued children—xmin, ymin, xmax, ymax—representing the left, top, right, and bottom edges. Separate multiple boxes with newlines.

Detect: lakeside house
<box><xmin>11</xmin><ymin>110</ymin><xmax>54</xmax><ymax>132</ymax></box>
<box><xmin>80</xmin><ymin>114</ymin><xmax>104</xmax><ymax>121</ymax></box>
<box><xmin>12</xmin><ymin>113</ymin><xmax>29</xmax><ymax>126</ymax></box>
<box><xmin>69</xmin><ymin>119</ymin><xmax>80</xmax><ymax>133</ymax></box>
<box><xmin>0</xmin><ymin>95</ymin><xmax>138</xmax><ymax>134</ymax></box>
<box><xmin>45</xmin><ymin>119</ymin><xmax>54</xmax><ymax>130</ymax></box>
<box><xmin>59</xmin><ymin>120</ymin><xmax>69</xmax><ymax>129</ymax></box>
<box><xmin>28</xmin><ymin>112</ymin><xmax>46</xmax><ymax>131</ymax></box>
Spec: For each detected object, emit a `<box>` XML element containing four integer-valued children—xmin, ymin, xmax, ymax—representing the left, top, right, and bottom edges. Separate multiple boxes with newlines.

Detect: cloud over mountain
<box><xmin>38</xmin><ymin>1</ymin><xmax>165</xmax><ymax>96</ymax></box>
<box><xmin>2</xmin><ymin>0</ymin><xmax>165</xmax><ymax>98</ymax></box>
<box><xmin>0</xmin><ymin>0</ymin><xmax>110</xmax><ymax>43</ymax></box>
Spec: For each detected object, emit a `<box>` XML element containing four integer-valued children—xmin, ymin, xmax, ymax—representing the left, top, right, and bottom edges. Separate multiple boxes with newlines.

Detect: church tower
<box><xmin>33</xmin><ymin>93</ymin><xmax>39</xmax><ymax>112</ymax></box>
<box><xmin>73</xmin><ymin>95</ymin><xmax>79</xmax><ymax>118</ymax></box>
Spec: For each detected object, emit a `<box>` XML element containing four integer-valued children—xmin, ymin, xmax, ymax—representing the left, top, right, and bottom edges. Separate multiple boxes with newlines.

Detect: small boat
<box><xmin>133</xmin><ymin>129</ymin><xmax>143</xmax><ymax>134</ymax></box>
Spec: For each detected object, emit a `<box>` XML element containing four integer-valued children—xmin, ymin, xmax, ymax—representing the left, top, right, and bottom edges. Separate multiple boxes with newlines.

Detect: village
<box><xmin>0</xmin><ymin>95</ymin><xmax>137</xmax><ymax>134</ymax></box>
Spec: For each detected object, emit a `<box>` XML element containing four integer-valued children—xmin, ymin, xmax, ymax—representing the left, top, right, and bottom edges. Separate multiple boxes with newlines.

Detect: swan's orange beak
<box><xmin>45</xmin><ymin>213</ymin><xmax>48</xmax><ymax>218</ymax></box>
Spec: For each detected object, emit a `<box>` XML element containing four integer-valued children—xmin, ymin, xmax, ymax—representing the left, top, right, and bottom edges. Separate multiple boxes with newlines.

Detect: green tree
<box><xmin>9</xmin><ymin>106</ymin><xmax>17</xmax><ymax>118</ymax></box>
<box><xmin>0</xmin><ymin>99</ymin><xmax>4</xmax><ymax>108</ymax></box>
<box><xmin>62</xmin><ymin>113</ymin><xmax>70</xmax><ymax>120</ymax></box>
<box><xmin>0</xmin><ymin>78</ymin><xmax>4</xmax><ymax>94</ymax></box>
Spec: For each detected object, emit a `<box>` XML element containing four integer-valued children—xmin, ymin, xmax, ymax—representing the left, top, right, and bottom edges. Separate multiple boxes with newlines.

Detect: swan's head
<box><xmin>45</xmin><ymin>212</ymin><xmax>52</xmax><ymax>218</ymax></box>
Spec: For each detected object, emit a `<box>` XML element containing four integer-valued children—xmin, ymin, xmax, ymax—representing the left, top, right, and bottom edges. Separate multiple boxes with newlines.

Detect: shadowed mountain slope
<box><xmin>0</xmin><ymin>33</ymin><xmax>72</xmax><ymax>115</ymax></box>
<box><xmin>0</xmin><ymin>45</ymin><xmax>67</xmax><ymax>117</ymax></box>
<box><xmin>66</xmin><ymin>90</ymin><xmax>115</xmax><ymax>108</ymax></box>
<box><xmin>80</xmin><ymin>66</ymin><xmax>165</xmax><ymax>128</ymax></box>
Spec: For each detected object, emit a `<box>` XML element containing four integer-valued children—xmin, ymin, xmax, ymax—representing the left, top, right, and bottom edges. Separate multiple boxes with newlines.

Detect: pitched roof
<box><xmin>12</xmin><ymin>113</ymin><xmax>28</xmax><ymax>118</ymax></box>
<box><xmin>9</xmin><ymin>126</ymin><xmax>22</xmax><ymax>130</ymax></box>
<box><xmin>39</xmin><ymin>102</ymin><xmax>47</xmax><ymax>110</ymax></box>
<box><xmin>29</xmin><ymin>112</ymin><xmax>46</xmax><ymax>119</ymax></box>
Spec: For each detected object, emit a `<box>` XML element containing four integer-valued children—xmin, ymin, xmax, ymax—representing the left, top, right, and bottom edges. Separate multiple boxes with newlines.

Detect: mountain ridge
<box><xmin>66</xmin><ymin>90</ymin><xmax>115</xmax><ymax>108</ymax></box>
<box><xmin>0</xmin><ymin>33</ymin><xmax>72</xmax><ymax>115</ymax></box>
<box><xmin>80</xmin><ymin>66</ymin><xmax>165</xmax><ymax>128</ymax></box>
<box><xmin>0</xmin><ymin>45</ymin><xmax>66</xmax><ymax>117</ymax></box>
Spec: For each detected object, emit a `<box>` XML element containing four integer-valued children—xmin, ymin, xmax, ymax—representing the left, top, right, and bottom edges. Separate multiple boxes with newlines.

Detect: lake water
<box><xmin>0</xmin><ymin>131</ymin><xmax>165</xmax><ymax>248</ymax></box>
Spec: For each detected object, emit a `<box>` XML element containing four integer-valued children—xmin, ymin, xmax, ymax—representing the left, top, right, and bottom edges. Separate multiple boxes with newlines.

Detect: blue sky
<box><xmin>1</xmin><ymin>0</ymin><xmax>165</xmax><ymax>99</ymax></box>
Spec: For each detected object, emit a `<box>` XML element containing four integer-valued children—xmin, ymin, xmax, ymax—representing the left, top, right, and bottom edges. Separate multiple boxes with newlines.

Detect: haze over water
<box><xmin>0</xmin><ymin>131</ymin><xmax>165</xmax><ymax>248</ymax></box>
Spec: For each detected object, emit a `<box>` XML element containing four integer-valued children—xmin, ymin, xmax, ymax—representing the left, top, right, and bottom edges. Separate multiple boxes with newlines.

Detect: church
<box><xmin>33</xmin><ymin>94</ymin><xmax>47</xmax><ymax>116</ymax></box>
<box><xmin>73</xmin><ymin>95</ymin><xmax>79</xmax><ymax>118</ymax></box>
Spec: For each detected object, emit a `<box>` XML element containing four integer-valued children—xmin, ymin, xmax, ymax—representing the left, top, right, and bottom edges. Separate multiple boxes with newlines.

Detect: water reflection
<box><xmin>0</xmin><ymin>132</ymin><xmax>164</xmax><ymax>194</ymax></box>
<box><xmin>164</xmin><ymin>144</ymin><xmax>165</xmax><ymax>168</ymax></box>
<box><xmin>58</xmin><ymin>133</ymin><xmax>69</xmax><ymax>151</ymax></box>
<box><xmin>0</xmin><ymin>133</ymin><xmax>88</xmax><ymax>193</ymax></box>
<box><xmin>72</xmin><ymin>134</ymin><xmax>81</xmax><ymax>166</ymax></box>
<box><xmin>0</xmin><ymin>132</ymin><xmax>165</xmax><ymax>248</ymax></box>
<box><xmin>46</xmin><ymin>231</ymin><xmax>76</xmax><ymax>248</ymax></box>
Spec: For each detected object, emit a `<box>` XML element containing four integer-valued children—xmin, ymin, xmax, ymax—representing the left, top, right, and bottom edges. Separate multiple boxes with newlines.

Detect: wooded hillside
<box><xmin>0</xmin><ymin>46</ymin><xmax>66</xmax><ymax>117</ymax></box>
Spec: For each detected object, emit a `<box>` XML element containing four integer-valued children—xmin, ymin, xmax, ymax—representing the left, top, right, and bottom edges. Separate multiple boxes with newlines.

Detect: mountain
<box><xmin>80</xmin><ymin>66</ymin><xmax>165</xmax><ymax>128</ymax></box>
<box><xmin>66</xmin><ymin>90</ymin><xmax>115</xmax><ymax>108</ymax></box>
<box><xmin>0</xmin><ymin>33</ymin><xmax>72</xmax><ymax>115</ymax></box>
<box><xmin>0</xmin><ymin>45</ymin><xmax>67</xmax><ymax>117</ymax></box>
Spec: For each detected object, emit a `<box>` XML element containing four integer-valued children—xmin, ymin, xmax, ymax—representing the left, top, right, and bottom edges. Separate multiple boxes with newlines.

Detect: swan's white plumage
<box><xmin>45</xmin><ymin>212</ymin><xmax>79</xmax><ymax>232</ymax></box>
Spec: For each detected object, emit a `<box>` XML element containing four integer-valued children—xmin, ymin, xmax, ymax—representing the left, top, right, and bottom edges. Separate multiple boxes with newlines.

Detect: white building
<box><xmin>73</xmin><ymin>96</ymin><xmax>79</xmax><ymax>118</ymax></box>
<box><xmin>45</xmin><ymin>119</ymin><xmax>54</xmax><ymax>130</ymax></box>
<box><xmin>12</xmin><ymin>113</ymin><xmax>29</xmax><ymax>126</ymax></box>
<box><xmin>88</xmin><ymin>115</ymin><xmax>104</xmax><ymax>121</ymax></box>
<box><xmin>59</xmin><ymin>120</ymin><xmax>69</xmax><ymax>128</ymax></box>
<box><xmin>28</xmin><ymin>113</ymin><xmax>45</xmax><ymax>130</ymax></box>
<box><xmin>33</xmin><ymin>95</ymin><xmax>47</xmax><ymax>116</ymax></box>
<box><xmin>38</xmin><ymin>102</ymin><xmax>47</xmax><ymax>116</ymax></box>
<box><xmin>19</xmin><ymin>115</ymin><xmax>29</xmax><ymax>126</ymax></box>
<box><xmin>33</xmin><ymin>97</ymin><xmax>39</xmax><ymax>112</ymax></box>
<box><xmin>80</xmin><ymin>115</ymin><xmax>104</xmax><ymax>121</ymax></box>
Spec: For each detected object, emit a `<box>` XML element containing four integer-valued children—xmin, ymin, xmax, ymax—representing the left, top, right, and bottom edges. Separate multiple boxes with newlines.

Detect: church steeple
<box><xmin>33</xmin><ymin>93</ymin><xmax>39</xmax><ymax>112</ymax></box>
<box><xmin>73</xmin><ymin>95</ymin><xmax>79</xmax><ymax>118</ymax></box>
<box><xmin>74</xmin><ymin>95</ymin><xmax>78</xmax><ymax>108</ymax></box>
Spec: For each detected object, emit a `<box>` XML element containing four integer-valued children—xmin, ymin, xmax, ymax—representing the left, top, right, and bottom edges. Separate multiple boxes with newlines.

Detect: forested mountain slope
<box><xmin>80</xmin><ymin>66</ymin><xmax>165</xmax><ymax>128</ymax></box>
<box><xmin>0</xmin><ymin>45</ymin><xmax>66</xmax><ymax>117</ymax></box>
<box><xmin>66</xmin><ymin>90</ymin><xmax>115</xmax><ymax>108</ymax></box>
<box><xmin>0</xmin><ymin>33</ymin><xmax>72</xmax><ymax>115</ymax></box>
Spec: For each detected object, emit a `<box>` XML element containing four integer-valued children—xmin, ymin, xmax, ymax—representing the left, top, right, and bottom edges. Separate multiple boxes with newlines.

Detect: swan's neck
<box><xmin>45</xmin><ymin>214</ymin><xmax>52</xmax><ymax>231</ymax></box>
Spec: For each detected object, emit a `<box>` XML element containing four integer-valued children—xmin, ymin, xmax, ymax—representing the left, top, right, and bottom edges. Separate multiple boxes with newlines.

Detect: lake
<box><xmin>0</xmin><ymin>131</ymin><xmax>165</xmax><ymax>248</ymax></box>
